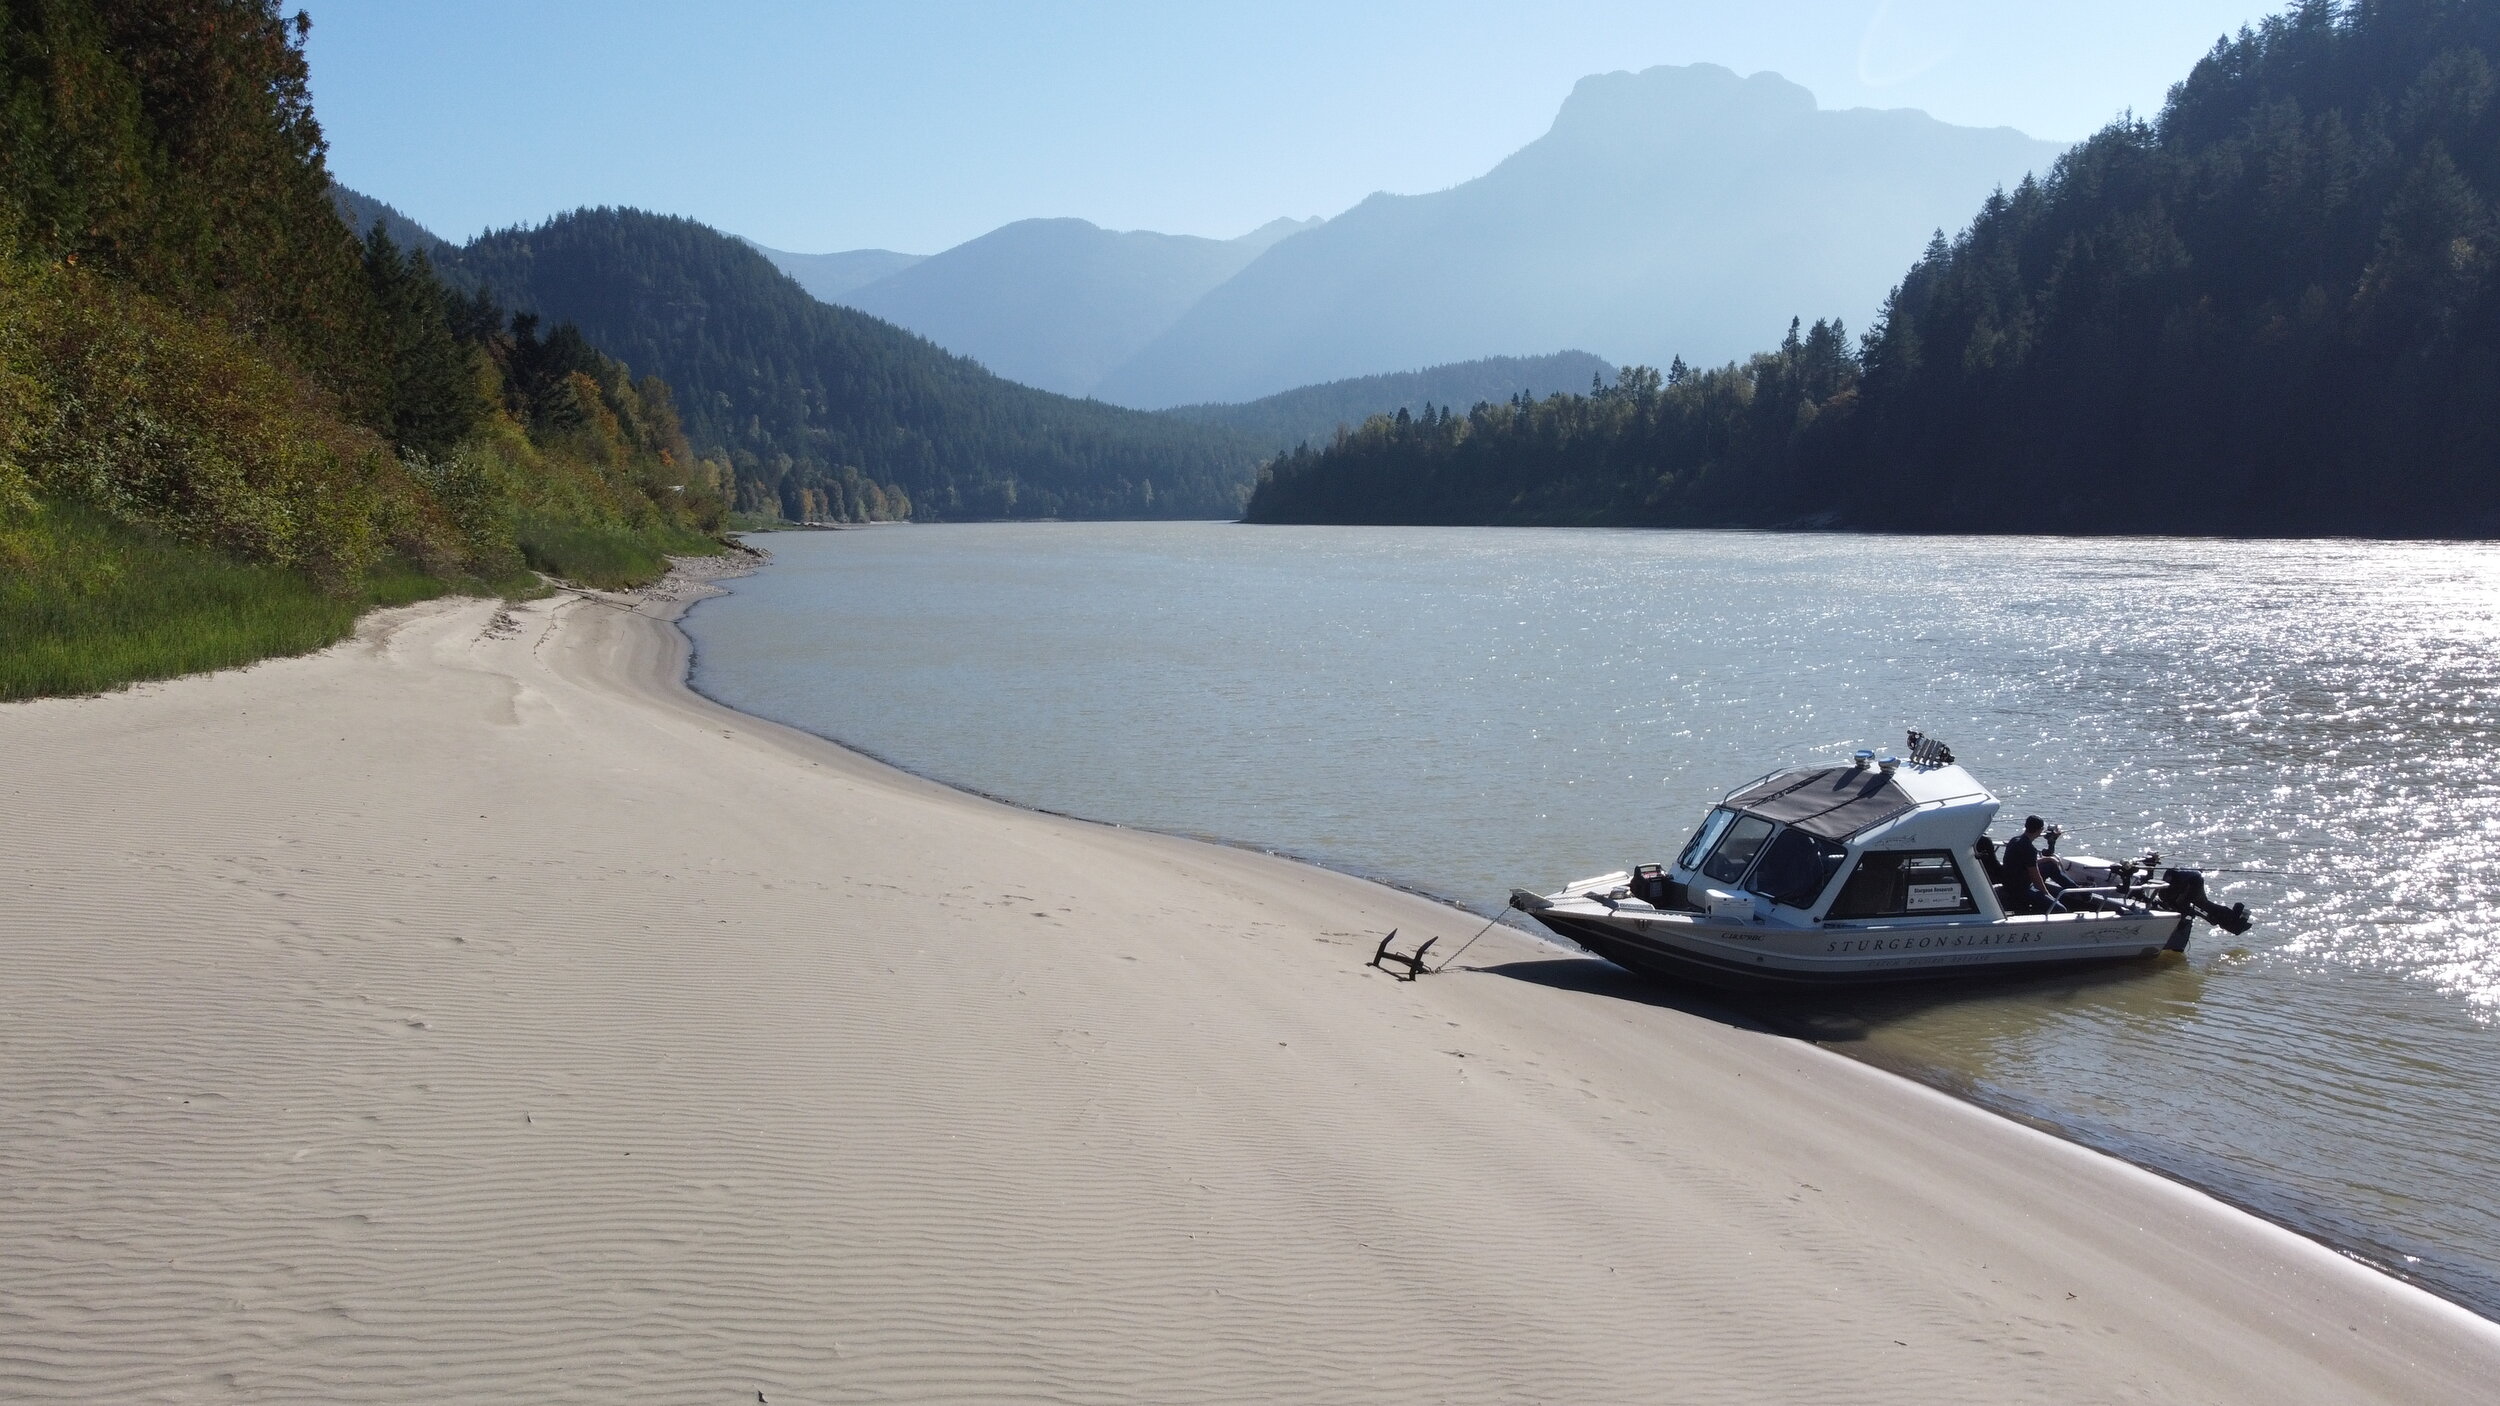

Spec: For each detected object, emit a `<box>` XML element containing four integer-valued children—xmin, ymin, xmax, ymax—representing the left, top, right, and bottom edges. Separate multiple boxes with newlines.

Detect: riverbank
<box><xmin>4</xmin><ymin>561</ymin><xmax>2496</xmax><ymax>1402</ymax></box>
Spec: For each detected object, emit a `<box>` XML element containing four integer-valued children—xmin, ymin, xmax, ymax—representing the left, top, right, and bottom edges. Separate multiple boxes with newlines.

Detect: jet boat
<box><xmin>1510</xmin><ymin>732</ymin><xmax>2252</xmax><ymax>991</ymax></box>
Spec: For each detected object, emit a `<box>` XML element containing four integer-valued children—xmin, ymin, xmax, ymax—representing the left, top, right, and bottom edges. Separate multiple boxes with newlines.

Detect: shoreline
<box><xmin>635</xmin><ymin>555</ymin><xmax>2500</xmax><ymax>1366</ymax></box>
<box><xmin>677</xmin><ymin>548</ymin><xmax>2479</xmax><ymax>1317</ymax></box>
<box><xmin>5</xmin><ymin>561</ymin><xmax>2499</xmax><ymax>1399</ymax></box>
<box><xmin>636</xmin><ymin>550</ymin><xmax>2500</xmax><ymax>1351</ymax></box>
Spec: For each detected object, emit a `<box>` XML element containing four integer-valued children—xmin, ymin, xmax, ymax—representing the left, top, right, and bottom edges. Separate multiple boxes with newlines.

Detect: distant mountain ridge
<box><xmin>822</xmin><ymin>215</ymin><xmax>1318</xmax><ymax>397</ymax></box>
<box><xmin>1161</xmin><ymin>352</ymin><xmax>1615</xmax><ymax>452</ymax></box>
<box><xmin>746</xmin><ymin>243</ymin><xmax>927</xmax><ymax>302</ymax></box>
<box><xmin>1094</xmin><ymin>64</ymin><xmax>2066</xmax><ymax>407</ymax></box>
<box><xmin>749</xmin><ymin>66</ymin><xmax>2061</xmax><ymax>410</ymax></box>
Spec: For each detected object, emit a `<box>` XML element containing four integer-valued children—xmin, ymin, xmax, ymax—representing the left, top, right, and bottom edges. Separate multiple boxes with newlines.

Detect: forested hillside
<box><xmin>1250</xmin><ymin>0</ymin><xmax>2500</xmax><ymax>537</ymax></box>
<box><xmin>1</xmin><ymin>1</ymin><xmax>723</xmax><ymax>698</ymax></box>
<box><xmin>1161</xmin><ymin>352</ymin><xmax>1614</xmax><ymax>453</ymax></box>
<box><xmin>452</xmin><ymin>210</ymin><xmax>1266</xmax><ymax>521</ymax></box>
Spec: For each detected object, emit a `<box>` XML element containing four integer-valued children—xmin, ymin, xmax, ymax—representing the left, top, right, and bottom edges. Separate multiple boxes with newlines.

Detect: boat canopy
<box><xmin>1724</xmin><ymin>766</ymin><xmax>1918</xmax><ymax>840</ymax></box>
<box><xmin>1722</xmin><ymin>751</ymin><xmax>1997</xmax><ymax>848</ymax></box>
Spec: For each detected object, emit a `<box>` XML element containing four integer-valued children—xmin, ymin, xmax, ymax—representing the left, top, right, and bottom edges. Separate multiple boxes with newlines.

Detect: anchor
<box><xmin>1368</xmin><ymin>929</ymin><xmax>1438</xmax><ymax>981</ymax></box>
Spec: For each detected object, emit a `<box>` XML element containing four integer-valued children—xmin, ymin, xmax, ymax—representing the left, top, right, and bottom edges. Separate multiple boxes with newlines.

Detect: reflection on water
<box><xmin>686</xmin><ymin>523</ymin><xmax>2500</xmax><ymax>1317</ymax></box>
<box><xmin>1756</xmin><ymin>951</ymin><xmax>2210</xmax><ymax>1050</ymax></box>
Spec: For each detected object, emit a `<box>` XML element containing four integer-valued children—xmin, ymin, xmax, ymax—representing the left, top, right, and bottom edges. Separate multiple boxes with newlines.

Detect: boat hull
<box><xmin>1526</xmin><ymin>906</ymin><xmax>2194</xmax><ymax>993</ymax></box>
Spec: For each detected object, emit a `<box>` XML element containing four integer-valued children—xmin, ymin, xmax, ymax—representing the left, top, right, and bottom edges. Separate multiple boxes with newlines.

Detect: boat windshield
<box><xmin>1676</xmin><ymin>808</ymin><xmax>1737</xmax><ymax>871</ymax></box>
<box><xmin>1699</xmin><ymin>814</ymin><xmax>1776</xmax><ymax>886</ymax></box>
<box><xmin>1746</xmin><ymin>827</ymin><xmax>1850</xmax><ymax>909</ymax></box>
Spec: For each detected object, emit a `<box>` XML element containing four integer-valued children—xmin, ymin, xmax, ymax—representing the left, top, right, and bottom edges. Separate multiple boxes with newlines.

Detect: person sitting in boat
<box><xmin>1973</xmin><ymin>835</ymin><xmax>2005</xmax><ymax>886</ymax></box>
<box><xmin>1999</xmin><ymin>815</ymin><xmax>2055</xmax><ymax>914</ymax></box>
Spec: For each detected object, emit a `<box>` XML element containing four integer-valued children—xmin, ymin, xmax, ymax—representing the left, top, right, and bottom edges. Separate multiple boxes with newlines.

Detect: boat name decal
<box><xmin>1824</xmin><ymin>930</ymin><xmax>2051</xmax><ymax>953</ymax></box>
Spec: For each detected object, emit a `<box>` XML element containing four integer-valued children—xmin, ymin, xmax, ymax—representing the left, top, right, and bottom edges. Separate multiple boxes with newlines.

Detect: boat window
<box><xmin>1699</xmin><ymin>814</ymin><xmax>1776</xmax><ymax>886</ymax></box>
<box><xmin>1745</xmin><ymin>828</ymin><xmax>1851</xmax><ymax>909</ymax></box>
<box><xmin>1826</xmin><ymin>851</ymin><xmax>1980</xmax><ymax>918</ymax></box>
<box><xmin>1676</xmin><ymin>808</ymin><xmax>1737</xmax><ymax>872</ymax></box>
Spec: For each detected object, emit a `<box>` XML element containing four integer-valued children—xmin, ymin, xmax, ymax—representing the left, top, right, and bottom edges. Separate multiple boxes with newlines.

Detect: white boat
<box><xmin>1510</xmin><ymin>732</ymin><xmax>2252</xmax><ymax>991</ymax></box>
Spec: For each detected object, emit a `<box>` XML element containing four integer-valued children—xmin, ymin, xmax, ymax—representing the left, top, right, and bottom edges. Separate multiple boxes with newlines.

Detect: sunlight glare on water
<box><xmin>686</xmin><ymin>523</ymin><xmax>2500</xmax><ymax>1315</ymax></box>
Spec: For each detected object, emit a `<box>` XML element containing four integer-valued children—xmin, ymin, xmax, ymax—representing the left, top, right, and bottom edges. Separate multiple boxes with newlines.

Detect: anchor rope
<box><xmin>1430</xmin><ymin>908</ymin><xmax>1510</xmax><ymax>974</ymax></box>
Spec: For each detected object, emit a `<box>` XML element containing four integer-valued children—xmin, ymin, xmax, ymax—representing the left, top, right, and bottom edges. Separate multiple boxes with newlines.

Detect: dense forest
<box><xmin>1159</xmin><ymin>352</ymin><xmax>1614</xmax><ymax>454</ymax></box>
<box><xmin>1249</xmin><ymin>0</ymin><xmax>2500</xmax><ymax>536</ymax></box>
<box><xmin>450</xmin><ymin>210</ymin><xmax>1268</xmax><ymax>522</ymax></box>
<box><xmin>0</xmin><ymin>0</ymin><xmax>724</xmax><ymax>697</ymax></box>
<box><xmin>1247</xmin><ymin>329</ymin><xmax>1856</xmax><ymax>526</ymax></box>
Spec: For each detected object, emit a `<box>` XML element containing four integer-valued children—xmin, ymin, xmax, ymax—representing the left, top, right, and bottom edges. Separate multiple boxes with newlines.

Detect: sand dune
<box><xmin>4</xmin><ymin>566</ymin><xmax>2496</xmax><ymax>1403</ymax></box>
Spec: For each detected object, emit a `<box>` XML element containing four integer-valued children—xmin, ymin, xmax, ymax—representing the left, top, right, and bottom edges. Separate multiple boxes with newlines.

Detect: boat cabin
<box><xmin>1660</xmin><ymin>743</ymin><xmax>2004</xmax><ymax>927</ymax></box>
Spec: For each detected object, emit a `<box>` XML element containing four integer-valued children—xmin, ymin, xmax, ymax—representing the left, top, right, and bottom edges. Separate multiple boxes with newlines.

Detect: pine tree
<box><xmin>361</xmin><ymin>225</ymin><xmax>488</xmax><ymax>459</ymax></box>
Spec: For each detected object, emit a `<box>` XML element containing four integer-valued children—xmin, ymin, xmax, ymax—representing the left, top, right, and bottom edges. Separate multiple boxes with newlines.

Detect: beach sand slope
<box><xmin>4</xmin><ymin>575</ymin><xmax>2497</xmax><ymax>1404</ymax></box>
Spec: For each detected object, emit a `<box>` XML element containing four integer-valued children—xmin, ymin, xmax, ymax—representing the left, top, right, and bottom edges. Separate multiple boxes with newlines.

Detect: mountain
<box><xmin>1162</xmin><ymin>352</ymin><xmax>1615</xmax><ymax>452</ymax></box>
<box><xmin>746</xmin><ymin>243</ymin><xmax>926</xmax><ymax>302</ymax></box>
<box><xmin>828</xmin><ymin>215</ymin><xmax>1319</xmax><ymax>398</ymax></box>
<box><xmin>450</xmin><ymin>208</ymin><xmax>1265</xmax><ymax>520</ymax></box>
<box><xmin>329</xmin><ymin>184</ymin><xmax>453</xmax><ymax>259</ymax></box>
<box><xmin>1246</xmin><ymin>2</ymin><xmax>2500</xmax><ymax>539</ymax></box>
<box><xmin>1096</xmin><ymin>64</ymin><xmax>2064</xmax><ymax>408</ymax></box>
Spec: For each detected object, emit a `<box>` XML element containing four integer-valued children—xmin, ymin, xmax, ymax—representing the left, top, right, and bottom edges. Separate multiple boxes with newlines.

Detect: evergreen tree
<box><xmin>361</xmin><ymin>225</ymin><xmax>487</xmax><ymax>459</ymax></box>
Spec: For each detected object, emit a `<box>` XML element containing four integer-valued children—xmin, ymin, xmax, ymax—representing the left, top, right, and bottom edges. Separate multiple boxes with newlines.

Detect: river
<box><xmin>683</xmin><ymin>521</ymin><xmax>2500</xmax><ymax>1317</ymax></box>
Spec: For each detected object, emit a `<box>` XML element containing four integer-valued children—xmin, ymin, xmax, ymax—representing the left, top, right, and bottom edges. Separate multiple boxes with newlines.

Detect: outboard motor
<box><xmin>2162</xmin><ymin>867</ymin><xmax>2253</xmax><ymax>935</ymax></box>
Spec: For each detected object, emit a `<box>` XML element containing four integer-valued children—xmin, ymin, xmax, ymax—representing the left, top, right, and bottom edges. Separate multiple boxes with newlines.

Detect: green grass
<box><xmin>0</xmin><ymin>503</ymin><xmax>420</xmax><ymax>700</ymax></box>
<box><xmin>515</xmin><ymin>515</ymin><xmax>722</xmax><ymax>590</ymax></box>
<box><xmin>3</xmin><ymin>503</ymin><xmax>725</xmax><ymax>702</ymax></box>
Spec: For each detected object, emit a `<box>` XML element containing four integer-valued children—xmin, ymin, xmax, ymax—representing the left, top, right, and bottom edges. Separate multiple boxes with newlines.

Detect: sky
<box><xmin>305</xmin><ymin>0</ymin><xmax>2277</xmax><ymax>255</ymax></box>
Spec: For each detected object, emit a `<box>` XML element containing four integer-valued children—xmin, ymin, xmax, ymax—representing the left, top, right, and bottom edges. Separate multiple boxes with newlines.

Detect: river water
<box><xmin>683</xmin><ymin>522</ymin><xmax>2500</xmax><ymax>1317</ymax></box>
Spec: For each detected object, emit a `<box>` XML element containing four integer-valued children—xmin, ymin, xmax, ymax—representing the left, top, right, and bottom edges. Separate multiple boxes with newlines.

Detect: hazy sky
<box><xmin>305</xmin><ymin>0</ymin><xmax>2274</xmax><ymax>254</ymax></box>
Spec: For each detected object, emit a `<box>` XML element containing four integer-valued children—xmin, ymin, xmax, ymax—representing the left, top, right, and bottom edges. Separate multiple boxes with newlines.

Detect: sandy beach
<box><xmin>5</xmin><ymin>563</ymin><xmax>2498</xmax><ymax>1405</ymax></box>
